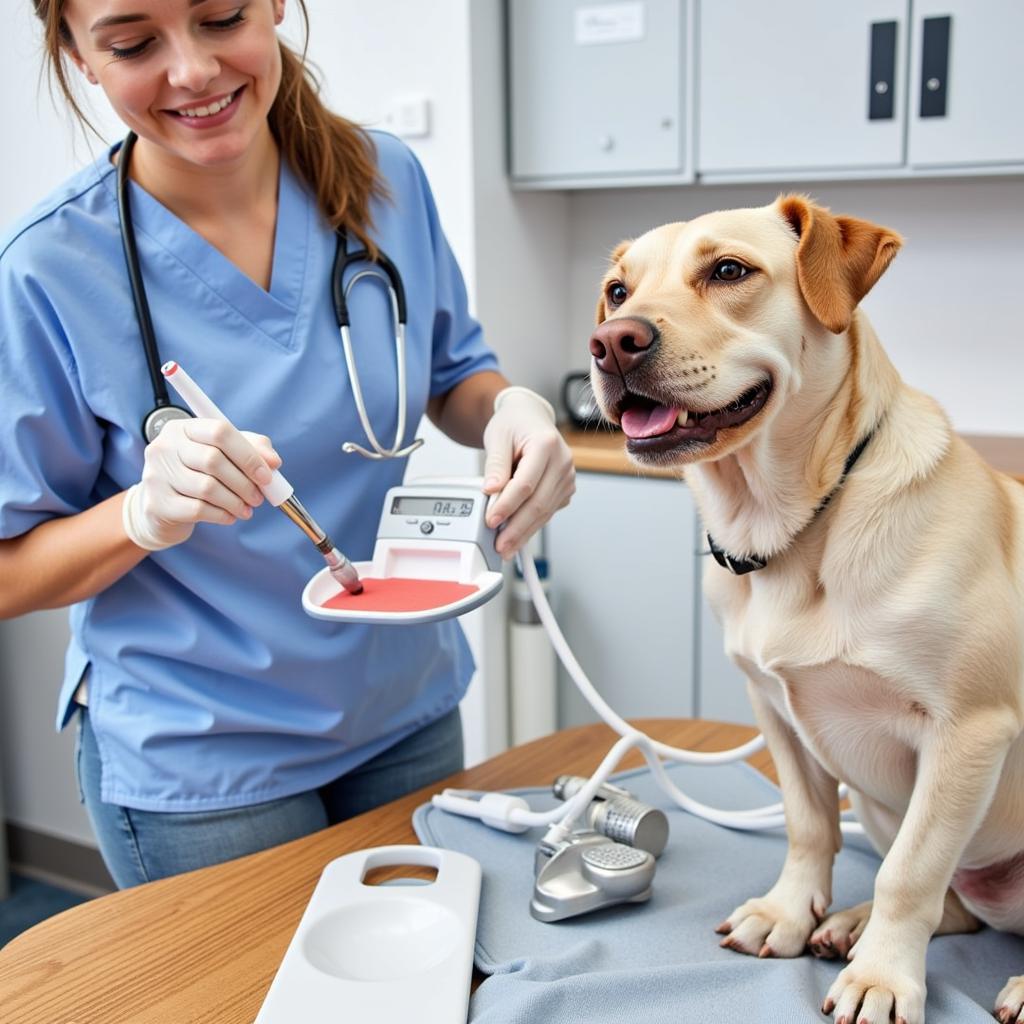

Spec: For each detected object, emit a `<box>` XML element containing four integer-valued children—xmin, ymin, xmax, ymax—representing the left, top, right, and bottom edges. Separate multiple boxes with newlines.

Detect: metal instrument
<box><xmin>529</xmin><ymin>775</ymin><xmax>669</xmax><ymax>922</ymax></box>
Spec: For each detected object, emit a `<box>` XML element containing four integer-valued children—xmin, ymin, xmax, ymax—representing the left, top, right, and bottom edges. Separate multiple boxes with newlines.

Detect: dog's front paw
<box><xmin>810</xmin><ymin>900</ymin><xmax>871</xmax><ymax>960</ymax></box>
<box><xmin>715</xmin><ymin>888</ymin><xmax>825</xmax><ymax>958</ymax></box>
<box><xmin>821</xmin><ymin>950</ymin><xmax>926</xmax><ymax>1024</ymax></box>
<box><xmin>994</xmin><ymin>975</ymin><xmax>1024</xmax><ymax>1023</ymax></box>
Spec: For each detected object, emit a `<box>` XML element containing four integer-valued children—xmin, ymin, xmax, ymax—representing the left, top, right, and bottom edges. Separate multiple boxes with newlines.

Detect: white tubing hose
<box><xmin>518</xmin><ymin>553</ymin><xmax>863</xmax><ymax>835</ymax></box>
<box><xmin>434</xmin><ymin>733</ymin><xmax>645</xmax><ymax>832</ymax></box>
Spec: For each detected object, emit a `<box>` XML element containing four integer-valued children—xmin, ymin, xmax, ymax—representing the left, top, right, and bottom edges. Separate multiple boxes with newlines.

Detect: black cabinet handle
<box><xmin>868</xmin><ymin>20</ymin><xmax>897</xmax><ymax>121</ymax></box>
<box><xmin>920</xmin><ymin>15</ymin><xmax>951</xmax><ymax>118</ymax></box>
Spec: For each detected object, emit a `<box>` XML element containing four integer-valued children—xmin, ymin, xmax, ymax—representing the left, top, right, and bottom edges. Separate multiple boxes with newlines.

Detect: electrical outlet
<box><xmin>383</xmin><ymin>96</ymin><xmax>432</xmax><ymax>139</ymax></box>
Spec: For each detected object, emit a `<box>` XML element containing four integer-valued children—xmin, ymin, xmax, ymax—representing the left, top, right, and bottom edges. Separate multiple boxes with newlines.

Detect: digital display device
<box><xmin>391</xmin><ymin>496</ymin><xmax>475</xmax><ymax>518</ymax></box>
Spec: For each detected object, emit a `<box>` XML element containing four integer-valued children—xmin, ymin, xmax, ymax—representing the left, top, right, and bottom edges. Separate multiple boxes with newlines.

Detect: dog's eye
<box><xmin>606</xmin><ymin>282</ymin><xmax>628</xmax><ymax>306</ymax></box>
<box><xmin>711</xmin><ymin>259</ymin><xmax>752</xmax><ymax>283</ymax></box>
<box><xmin>606</xmin><ymin>282</ymin><xmax>628</xmax><ymax>307</ymax></box>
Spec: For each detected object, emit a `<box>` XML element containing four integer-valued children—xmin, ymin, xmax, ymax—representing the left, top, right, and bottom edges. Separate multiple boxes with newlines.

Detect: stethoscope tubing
<box><xmin>117</xmin><ymin>130</ymin><xmax>420</xmax><ymax>457</ymax></box>
<box><xmin>116</xmin><ymin>132</ymin><xmax>180</xmax><ymax>423</ymax></box>
<box><xmin>332</xmin><ymin>242</ymin><xmax>422</xmax><ymax>460</ymax></box>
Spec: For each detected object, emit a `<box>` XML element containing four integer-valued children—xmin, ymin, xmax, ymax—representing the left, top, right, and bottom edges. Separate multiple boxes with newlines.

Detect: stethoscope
<box><xmin>117</xmin><ymin>131</ymin><xmax>423</xmax><ymax>458</ymax></box>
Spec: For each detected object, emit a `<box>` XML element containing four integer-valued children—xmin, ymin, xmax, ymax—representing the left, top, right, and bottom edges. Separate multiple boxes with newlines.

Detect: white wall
<box><xmin>566</xmin><ymin>178</ymin><xmax>1024</xmax><ymax>436</ymax></box>
<box><xmin>1</xmin><ymin>2</ymin><xmax>122</xmax><ymax>199</ymax></box>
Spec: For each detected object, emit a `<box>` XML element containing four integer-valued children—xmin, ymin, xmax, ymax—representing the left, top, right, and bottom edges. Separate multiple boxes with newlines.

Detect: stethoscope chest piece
<box><xmin>141</xmin><ymin>403</ymin><xmax>193</xmax><ymax>444</ymax></box>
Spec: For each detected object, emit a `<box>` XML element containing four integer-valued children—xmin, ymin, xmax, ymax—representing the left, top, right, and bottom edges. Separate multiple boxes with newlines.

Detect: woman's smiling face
<box><xmin>62</xmin><ymin>0</ymin><xmax>286</xmax><ymax>169</ymax></box>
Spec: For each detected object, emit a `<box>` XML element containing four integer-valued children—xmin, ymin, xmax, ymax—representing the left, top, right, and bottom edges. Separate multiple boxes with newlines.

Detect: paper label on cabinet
<box><xmin>574</xmin><ymin>3</ymin><xmax>645</xmax><ymax>46</ymax></box>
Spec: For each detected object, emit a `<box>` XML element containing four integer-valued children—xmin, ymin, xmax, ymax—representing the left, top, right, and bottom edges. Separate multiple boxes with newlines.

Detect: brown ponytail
<box><xmin>32</xmin><ymin>0</ymin><xmax>386</xmax><ymax>254</ymax></box>
<box><xmin>270</xmin><ymin>4</ymin><xmax>385</xmax><ymax>256</ymax></box>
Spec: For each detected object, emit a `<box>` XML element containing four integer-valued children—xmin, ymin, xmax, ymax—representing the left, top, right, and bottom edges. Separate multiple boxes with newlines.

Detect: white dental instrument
<box><xmin>161</xmin><ymin>361</ymin><xmax>363</xmax><ymax>595</ymax></box>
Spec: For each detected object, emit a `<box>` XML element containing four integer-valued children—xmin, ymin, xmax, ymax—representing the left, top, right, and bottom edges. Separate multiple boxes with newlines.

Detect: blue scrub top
<box><xmin>0</xmin><ymin>131</ymin><xmax>499</xmax><ymax>811</ymax></box>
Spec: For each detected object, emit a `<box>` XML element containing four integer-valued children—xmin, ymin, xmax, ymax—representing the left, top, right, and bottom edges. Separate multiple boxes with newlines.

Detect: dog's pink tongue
<box><xmin>621</xmin><ymin>404</ymin><xmax>678</xmax><ymax>439</ymax></box>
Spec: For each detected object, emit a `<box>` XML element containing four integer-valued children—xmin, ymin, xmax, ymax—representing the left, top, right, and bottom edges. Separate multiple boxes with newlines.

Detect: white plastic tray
<box><xmin>255</xmin><ymin>845</ymin><xmax>481</xmax><ymax>1024</ymax></box>
<box><xmin>302</xmin><ymin>561</ymin><xmax>504</xmax><ymax>625</ymax></box>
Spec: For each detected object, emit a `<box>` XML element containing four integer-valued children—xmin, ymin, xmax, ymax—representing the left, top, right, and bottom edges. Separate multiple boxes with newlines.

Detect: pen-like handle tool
<box><xmin>161</xmin><ymin>361</ymin><xmax>362</xmax><ymax>595</ymax></box>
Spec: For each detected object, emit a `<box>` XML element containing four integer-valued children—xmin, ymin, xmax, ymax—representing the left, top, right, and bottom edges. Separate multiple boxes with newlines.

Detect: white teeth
<box><xmin>180</xmin><ymin>92</ymin><xmax>234</xmax><ymax>118</ymax></box>
<box><xmin>677</xmin><ymin>409</ymin><xmax>689</xmax><ymax>426</ymax></box>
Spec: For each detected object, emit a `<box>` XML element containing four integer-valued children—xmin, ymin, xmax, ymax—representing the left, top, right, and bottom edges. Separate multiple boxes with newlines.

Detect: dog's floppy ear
<box><xmin>595</xmin><ymin>239</ymin><xmax>632</xmax><ymax>324</ymax></box>
<box><xmin>777</xmin><ymin>194</ymin><xmax>902</xmax><ymax>334</ymax></box>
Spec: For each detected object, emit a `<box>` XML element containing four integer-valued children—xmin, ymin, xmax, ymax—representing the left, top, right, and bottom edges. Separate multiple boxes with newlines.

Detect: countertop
<box><xmin>560</xmin><ymin>426</ymin><xmax>1024</xmax><ymax>484</ymax></box>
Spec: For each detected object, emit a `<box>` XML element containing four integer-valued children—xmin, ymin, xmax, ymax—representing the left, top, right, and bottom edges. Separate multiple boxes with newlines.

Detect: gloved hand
<box><xmin>122</xmin><ymin>418</ymin><xmax>282</xmax><ymax>551</ymax></box>
<box><xmin>482</xmin><ymin>385</ymin><xmax>576</xmax><ymax>559</ymax></box>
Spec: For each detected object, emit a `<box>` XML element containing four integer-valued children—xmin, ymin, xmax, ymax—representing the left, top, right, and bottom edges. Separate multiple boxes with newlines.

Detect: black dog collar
<box><xmin>706</xmin><ymin>428</ymin><xmax>877</xmax><ymax>576</ymax></box>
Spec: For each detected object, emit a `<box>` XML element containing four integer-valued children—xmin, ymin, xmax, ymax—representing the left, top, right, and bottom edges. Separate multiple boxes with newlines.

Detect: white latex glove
<box><xmin>122</xmin><ymin>418</ymin><xmax>282</xmax><ymax>551</ymax></box>
<box><xmin>482</xmin><ymin>385</ymin><xmax>576</xmax><ymax>559</ymax></box>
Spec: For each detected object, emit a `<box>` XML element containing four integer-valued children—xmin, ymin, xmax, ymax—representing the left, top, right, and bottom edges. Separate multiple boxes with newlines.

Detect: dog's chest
<box><xmin>748</xmin><ymin>655</ymin><xmax>922</xmax><ymax>805</ymax></box>
<box><xmin>711</xmin><ymin>573</ymin><xmax>928</xmax><ymax>807</ymax></box>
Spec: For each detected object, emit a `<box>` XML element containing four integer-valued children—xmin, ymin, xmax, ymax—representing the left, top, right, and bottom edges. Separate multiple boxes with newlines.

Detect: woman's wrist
<box><xmin>492</xmin><ymin>385</ymin><xmax>556</xmax><ymax>422</ymax></box>
<box><xmin>122</xmin><ymin>484</ymin><xmax>160</xmax><ymax>552</ymax></box>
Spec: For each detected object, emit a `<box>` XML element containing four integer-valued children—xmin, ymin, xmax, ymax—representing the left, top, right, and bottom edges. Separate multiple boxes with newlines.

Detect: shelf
<box><xmin>561</xmin><ymin>427</ymin><xmax>1024</xmax><ymax>484</ymax></box>
<box><xmin>559</xmin><ymin>426</ymin><xmax>680</xmax><ymax>480</ymax></box>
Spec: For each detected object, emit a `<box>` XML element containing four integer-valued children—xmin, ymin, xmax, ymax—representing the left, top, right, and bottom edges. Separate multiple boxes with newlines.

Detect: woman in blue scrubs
<box><xmin>0</xmin><ymin>0</ymin><xmax>575</xmax><ymax>887</ymax></box>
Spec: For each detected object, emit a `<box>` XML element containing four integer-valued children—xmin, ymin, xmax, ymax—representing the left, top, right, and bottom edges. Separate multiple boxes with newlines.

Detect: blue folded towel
<box><xmin>413</xmin><ymin>759</ymin><xmax>1024</xmax><ymax>1022</ymax></box>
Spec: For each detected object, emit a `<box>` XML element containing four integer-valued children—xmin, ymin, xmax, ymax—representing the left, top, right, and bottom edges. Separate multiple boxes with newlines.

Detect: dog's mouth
<box><xmin>617</xmin><ymin>378</ymin><xmax>773</xmax><ymax>454</ymax></box>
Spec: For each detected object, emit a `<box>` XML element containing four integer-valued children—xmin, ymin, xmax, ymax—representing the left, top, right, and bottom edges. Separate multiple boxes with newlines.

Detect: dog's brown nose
<box><xmin>589</xmin><ymin>318</ymin><xmax>655</xmax><ymax>375</ymax></box>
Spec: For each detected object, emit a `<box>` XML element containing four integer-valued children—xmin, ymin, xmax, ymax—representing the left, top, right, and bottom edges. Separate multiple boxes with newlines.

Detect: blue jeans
<box><xmin>76</xmin><ymin>707</ymin><xmax>463</xmax><ymax>889</ymax></box>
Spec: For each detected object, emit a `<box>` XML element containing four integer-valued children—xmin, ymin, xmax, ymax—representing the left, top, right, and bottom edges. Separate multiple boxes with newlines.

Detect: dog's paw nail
<box><xmin>822</xmin><ymin>998</ymin><xmax>835</xmax><ymax>1014</ymax></box>
<box><xmin>758</xmin><ymin>944</ymin><xmax>773</xmax><ymax>958</ymax></box>
<box><xmin>995</xmin><ymin>1010</ymin><xmax>1010</xmax><ymax>1024</ymax></box>
<box><xmin>714</xmin><ymin>921</ymin><xmax>731</xmax><ymax>934</ymax></box>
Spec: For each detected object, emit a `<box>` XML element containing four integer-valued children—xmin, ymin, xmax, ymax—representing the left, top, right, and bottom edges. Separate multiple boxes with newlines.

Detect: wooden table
<box><xmin>0</xmin><ymin>719</ymin><xmax>769</xmax><ymax>1024</ymax></box>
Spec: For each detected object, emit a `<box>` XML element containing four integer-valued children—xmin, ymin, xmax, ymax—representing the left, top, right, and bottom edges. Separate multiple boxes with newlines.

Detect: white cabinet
<box><xmin>698</xmin><ymin>0</ymin><xmax>907</xmax><ymax>176</ymax></box>
<box><xmin>508</xmin><ymin>0</ymin><xmax>1024</xmax><ymax>188</ymax></box>
<box><xmin>507</xmin><ymin>0</ymin><xmax>693</xmax><ymax>187</ymax></box>
<box><xmin>546</xmin><ymin>471</ymin><xmax>755</xmax><ymax>727</ymax></box>
<box><xmin>908</xmin><ymin>1</ymin><xmax>1024</xmax><ymax>169</ymax></box>
<box><xmin>545</xmin><ymin>472</ymin><xmax>697</xmax><ymax>727</ymax></box>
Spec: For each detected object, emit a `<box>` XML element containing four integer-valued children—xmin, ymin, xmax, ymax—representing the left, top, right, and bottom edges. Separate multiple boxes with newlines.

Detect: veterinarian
<box><xmin>0</xmin><ymin>0</ymin><xmax>574</xmax><ymax>888</ymax></box>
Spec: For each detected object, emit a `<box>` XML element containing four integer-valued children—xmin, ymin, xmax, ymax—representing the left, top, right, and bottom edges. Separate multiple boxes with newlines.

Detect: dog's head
<box><xmin>589</xmin><ymin>195</ymin><xmax>902</xmax><ymax>468</ymax></box>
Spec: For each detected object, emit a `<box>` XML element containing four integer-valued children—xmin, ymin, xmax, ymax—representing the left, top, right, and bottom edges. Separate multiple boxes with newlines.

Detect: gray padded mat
<box><xmin>413</xmin><ymin>760</ymin><xmax>1023</xmax><ymax>1022</ymax></box>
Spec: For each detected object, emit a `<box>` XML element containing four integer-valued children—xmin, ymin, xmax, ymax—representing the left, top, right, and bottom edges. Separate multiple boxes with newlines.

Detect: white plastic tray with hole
<box><xmin>255</xmin><ymin>845</ymin><xmax>482</xmax><ymax>1023</ymax></box>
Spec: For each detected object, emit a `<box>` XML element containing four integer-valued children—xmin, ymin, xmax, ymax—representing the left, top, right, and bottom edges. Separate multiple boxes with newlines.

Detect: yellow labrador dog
<box><xmin>587</xmin><ymin>195</ymin><xmax>1024</xmax><ymax>1024</ymax></box>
